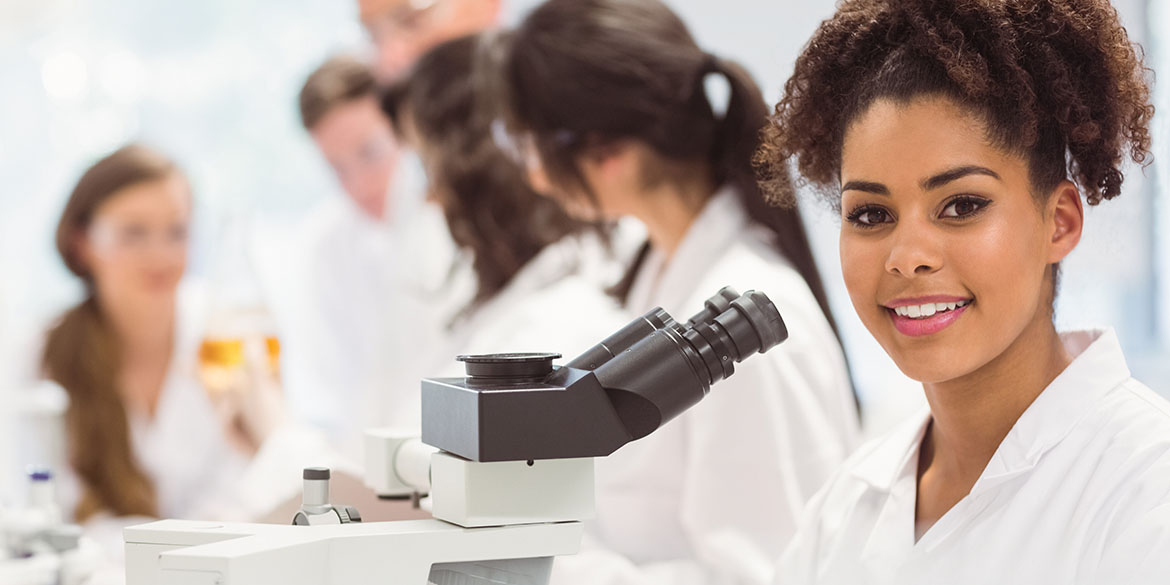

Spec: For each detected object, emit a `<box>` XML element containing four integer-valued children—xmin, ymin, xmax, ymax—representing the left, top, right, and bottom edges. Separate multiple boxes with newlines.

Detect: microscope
<box><xmin>125</xmin><ymin>287</ymin><xmax>788</xmax><ymax>585</ymax></box>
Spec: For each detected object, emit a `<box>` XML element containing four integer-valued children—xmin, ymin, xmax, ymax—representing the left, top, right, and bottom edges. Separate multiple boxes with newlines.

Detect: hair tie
<box><xmin>700</xmin><ymin>53</ymin><xmax>731</xmax><ymax>120</ymax></box>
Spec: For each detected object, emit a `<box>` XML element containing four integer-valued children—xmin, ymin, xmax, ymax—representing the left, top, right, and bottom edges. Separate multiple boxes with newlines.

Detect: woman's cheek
<box><xmin>840</xmin><ymin>236</ymin><xmax>885</xmax><ymax>328</ymax></box>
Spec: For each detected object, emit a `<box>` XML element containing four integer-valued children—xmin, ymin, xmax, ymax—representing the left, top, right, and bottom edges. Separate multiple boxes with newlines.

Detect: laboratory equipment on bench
<box><xmin>125</xmin><ymin>286</ymin><xmax>788</xmax><ymax>585</ymax></box>
<box><xmin>0</xmin><ymin>468</ymin><xmax>100</xmax><ymax>585</ymax></box>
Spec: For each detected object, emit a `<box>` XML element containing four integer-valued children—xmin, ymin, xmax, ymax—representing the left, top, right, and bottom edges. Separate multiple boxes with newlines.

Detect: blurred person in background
<box><xmin>359</xmin><ymin>0</ymin><xmax>502</xmax><ymax>84</ymax></box>
<box><xmin>284</xmin><ymin>0</ymin><xmax>512</xmax><ymax>452</ymax></box>
<box><xmin>286</xmin><ymin>55</ymin><xmax>448</xmax><ymax>453</ymax></box>
<box><xmin>40</xmin><ymin>145</ymin><xmax>331</xmax><ymax>564</ymax></box>
<box><xmin>381</xmin><ymin>34</ymin><xmax>628</xmax><ymax>371</ymax></box>
<box><xmin>500</xmin><ymin>1</ymin><xmax>860</xmax><ymax>583</ymax></box>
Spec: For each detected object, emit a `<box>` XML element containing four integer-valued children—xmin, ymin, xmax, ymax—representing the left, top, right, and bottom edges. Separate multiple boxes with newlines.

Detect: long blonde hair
<box><xmin>42</xmin><ymin>144</ymin><xmax>180</xmax><ymax>522</ymax></box>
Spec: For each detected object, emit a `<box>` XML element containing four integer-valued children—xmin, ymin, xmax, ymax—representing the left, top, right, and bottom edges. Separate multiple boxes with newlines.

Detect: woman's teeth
<box><xmin>892</xmin><ymin>300</ymin><xmax>971</xmax><ymax>319</ymax></box>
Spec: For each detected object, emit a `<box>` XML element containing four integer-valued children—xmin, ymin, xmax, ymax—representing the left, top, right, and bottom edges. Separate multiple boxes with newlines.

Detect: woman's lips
<box><xmin>887</xmin><ymin>300</ymin><xmax>972</xmax><ymax>337</ymax></box>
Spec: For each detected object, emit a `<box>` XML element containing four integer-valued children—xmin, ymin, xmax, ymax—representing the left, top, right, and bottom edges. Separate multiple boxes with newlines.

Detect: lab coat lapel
<box><xmin>627</xmin><ymin>188</ymin><xmax>746</xmax><ymax>314</ymax></box>
<box><xmin>854</xmin><ymin>412</ymin><xmax>931</xmax><ymax>570</ymax></box>
<box><xmin>916</xmin><ymin>330</ymin><xmax>1131</xmax><ymax>552</ymax></box>
<box><xmin>973</xmin><ymin>329</ymin><xmax>1129</xmax><ymax>493</ymax></box>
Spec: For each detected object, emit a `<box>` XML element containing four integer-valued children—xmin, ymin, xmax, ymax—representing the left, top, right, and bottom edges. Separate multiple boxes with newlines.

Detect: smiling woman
<box><xmin>758</xmin><ymin>0</ymin><xmax>1170</xmax><ymax>583</ymax></box>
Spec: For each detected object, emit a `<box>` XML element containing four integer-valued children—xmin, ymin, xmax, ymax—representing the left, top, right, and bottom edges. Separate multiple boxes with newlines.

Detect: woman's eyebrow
<box><xmin>841</xmin><ymin>180</ymin><xmax>889</xmax><ymax>195</ymax></box>
<box><xmin>921</xmin><ymin>165</ymin><xmax>1001</xmax><ymax>191</ymax></box>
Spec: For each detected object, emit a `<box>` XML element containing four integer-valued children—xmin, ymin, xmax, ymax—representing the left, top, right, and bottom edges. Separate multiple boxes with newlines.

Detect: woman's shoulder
<box><xmin>690</xmin><ymin>230</ymin><xmax>838</xmax><ymax>353</ymax></box>
<box><xmin>1085</xmin><ymin>378</ymin><xmax>1170</xmax><ymax>481</ymax></box>
<box><xmin>696</xmin><ymin>227</ymin><xmax>815</xmax><ymax>304</ymax></box>
<box><xmin>454</xmin><ymin>272</ymin><xmax>628</xmax><ymax>362</ymax></box>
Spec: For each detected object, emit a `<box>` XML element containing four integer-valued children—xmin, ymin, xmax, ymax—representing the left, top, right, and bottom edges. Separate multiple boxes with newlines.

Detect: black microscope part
<box><xmin>421</xmin><ymin>287</ymin><xmax>788</xmax><ymax>462</ymax></box>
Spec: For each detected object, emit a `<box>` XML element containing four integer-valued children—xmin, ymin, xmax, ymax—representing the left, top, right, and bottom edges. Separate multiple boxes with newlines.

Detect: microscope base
<box><xmin>125</xmin><ymin>518</ymin><xmax>581</xmax><ymax>585</ymax></box>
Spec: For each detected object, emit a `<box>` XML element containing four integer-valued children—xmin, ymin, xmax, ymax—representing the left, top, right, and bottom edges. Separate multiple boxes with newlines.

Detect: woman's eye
<box><xmin>940</xmin><ymin>196</ymin><xmax>990</xmax><ymax>219</ymax></box>
<box><xmin>169</xmin><ymin>225</ymin><xmax>188</xmax><ymax>243</ymax></box>
<box><xmin>846</xmin><ymin>205</ymin><xmax>893</xmax><ymax>227</ymax></box>
<box><xmin>120</xmin><ymin>225</ymin><xmax>148</xmax><ymax>244</ymax></box>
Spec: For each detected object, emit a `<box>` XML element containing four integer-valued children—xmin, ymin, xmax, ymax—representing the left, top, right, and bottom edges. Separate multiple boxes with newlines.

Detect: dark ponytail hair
<box><xmin>503</xmin><ymin>0</ymin><xmax>838</xmax><ymax>337</ymax></box>
<box><xmin>43</xmin><ymin>144</ymin><xmax>178</xmax><ymax>522</ymax></box>
<box><xmin>383</xmin><ymin>35</ymin><xmax>597</xmax><ymax>318</ymax></box>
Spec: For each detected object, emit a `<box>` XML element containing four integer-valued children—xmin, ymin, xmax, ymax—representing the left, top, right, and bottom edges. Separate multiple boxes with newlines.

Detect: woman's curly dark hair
<box><xmin>756</xmin><ymin>0</ymin><xmax>1154</xmax><ymax>208</ymax></box>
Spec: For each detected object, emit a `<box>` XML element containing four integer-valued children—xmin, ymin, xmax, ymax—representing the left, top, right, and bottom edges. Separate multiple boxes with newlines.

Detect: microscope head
<box><xmin>420</xmin><ymin>287</ymin><xmax>787</xmax><ymax>462</ymax></box>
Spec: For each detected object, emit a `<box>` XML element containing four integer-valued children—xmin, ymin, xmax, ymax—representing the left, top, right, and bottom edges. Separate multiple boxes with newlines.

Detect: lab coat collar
<box><xmin>627</xmin><ymin>187</ymin><xmax>746</xmax><ymax>313</ymax></box>
<box><xmin>849</xmin><ymin>407</ymin><xmax>932</xmax><ymax>491</ymax></box>
<box><xmin>849</xmin><ymin>329</ymin><xmax>1130</xmax><ymax>493</ymax></box>
<box><xmin>973</xmin><ymin>328</ymin><xmax>1129</xmax><ymax>491</ymax></box>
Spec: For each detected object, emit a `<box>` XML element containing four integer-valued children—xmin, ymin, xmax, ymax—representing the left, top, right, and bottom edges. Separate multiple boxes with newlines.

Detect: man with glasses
<box><xmin>273</xmin><ymin>0</ymin><xmax>503</xmax><ymax>456</ymax></box>
<box><xmin>276</xmin><ymin>56</ymin><xmax>460</xmax><ymax>458</ymax></box>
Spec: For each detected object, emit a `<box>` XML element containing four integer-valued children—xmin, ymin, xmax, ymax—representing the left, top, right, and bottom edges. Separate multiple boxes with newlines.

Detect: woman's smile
<box><xmin>883</xmin><ymin>296</ymin><xmax>974</xmax><ymax>337</ymax></box>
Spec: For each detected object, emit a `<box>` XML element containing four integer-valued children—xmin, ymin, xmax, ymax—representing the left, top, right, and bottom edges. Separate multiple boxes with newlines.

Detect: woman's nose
<box><xmin>884</xmin><ymin>223</ymin><xmax>943</xmax><ymax>278</ymax></box>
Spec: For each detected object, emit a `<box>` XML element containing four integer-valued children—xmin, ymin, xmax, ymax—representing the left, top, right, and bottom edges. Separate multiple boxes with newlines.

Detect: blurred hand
<box><xmin>208</xmin><ymin>339</ymin><xmax>287</xmax><ymax>457</ymax></box>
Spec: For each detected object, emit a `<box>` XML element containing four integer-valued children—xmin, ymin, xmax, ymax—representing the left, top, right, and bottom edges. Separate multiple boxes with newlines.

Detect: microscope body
<box><xmin>125</xmin><ymin>288</ymin><xmax>787</xmax><ymax>585</ymax></box>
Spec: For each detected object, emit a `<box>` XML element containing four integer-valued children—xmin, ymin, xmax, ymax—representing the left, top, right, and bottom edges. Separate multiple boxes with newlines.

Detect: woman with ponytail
<box><xmin>499</xmin><ymin>1</ymin><xmax>860</xmax><ymax>583</ymax></box>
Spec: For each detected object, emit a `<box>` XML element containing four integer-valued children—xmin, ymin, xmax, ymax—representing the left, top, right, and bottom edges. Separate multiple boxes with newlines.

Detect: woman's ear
<box><xmin>585</xmin><ymin>139</ymin><xmax>640</xmax><ymax>178</ymax></box>
<box><xmin>72</xmin><ymin>227</ymin><xmax>96</xmax><ymax>273</ymax></box>
<box><xmin>1046</xmin><ymin>180</ymin><xmax>1084</xmax><ymax>264</ymax></box>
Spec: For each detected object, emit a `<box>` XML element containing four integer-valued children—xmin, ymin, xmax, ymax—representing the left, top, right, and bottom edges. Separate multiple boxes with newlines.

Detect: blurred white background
<box><xmin>0</xmin><ymin>0</ymin><xmax>1166</xmax><ymax>462</ymax></box>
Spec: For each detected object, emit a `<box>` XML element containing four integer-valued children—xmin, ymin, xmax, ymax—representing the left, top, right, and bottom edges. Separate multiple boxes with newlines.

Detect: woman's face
<box><xmin>838</xmin><ymin>95</ymin><xmax>1079</xmax><ymax>383</ymax></box>
<box><xmin>81</xmin><ymin>174</ymin><xmax>191</xmax><ymax>308</ymax></box>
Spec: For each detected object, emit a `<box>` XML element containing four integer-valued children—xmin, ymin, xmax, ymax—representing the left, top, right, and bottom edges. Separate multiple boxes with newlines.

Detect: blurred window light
<box><xmin>41</xmin><ymin>50</ymin><xmax>88</xmax><ymax>103</ymax></box>
<box><xmin>99</xmin><ymin>49</ymin><xmax>146</xmax><ymax>104</ymax></box>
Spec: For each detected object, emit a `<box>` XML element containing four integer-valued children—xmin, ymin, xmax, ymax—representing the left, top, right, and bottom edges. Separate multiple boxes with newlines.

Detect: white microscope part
<box><xmin>429</xmin><ymin>453</ymin><xmax>593</xmax><ymax>528</ymax></box>
<box><xmin>364</xmin><ymin>429</ymin><xmax>437</xmax><ymax>497</ymax></box>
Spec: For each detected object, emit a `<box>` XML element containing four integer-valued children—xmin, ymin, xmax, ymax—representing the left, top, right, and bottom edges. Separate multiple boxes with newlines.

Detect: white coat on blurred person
<box><xmin>502</xmin><ymin>1</ymin><xmax>861</xmax><ymax>582</ymax></box>
<box><xmin>269</xmin><ymin>56</ymin><xmax>467</xmax><ymax>457</ymax></box>
<box><xmin>559</xmin><ymin>190</ymin><xmax>861</xmax><ymax>585</ymax></box>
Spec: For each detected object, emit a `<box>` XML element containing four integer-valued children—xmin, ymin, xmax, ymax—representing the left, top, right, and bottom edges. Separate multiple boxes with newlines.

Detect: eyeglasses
<box><xmin>88</xmin><ymin>221</ymin><xmax>189</xmax><ymax>255</ymax></box>
<box><xmin>330</xmin><ymin>132</ymin><xmax>398</xmax><ymax>184</ymax></box>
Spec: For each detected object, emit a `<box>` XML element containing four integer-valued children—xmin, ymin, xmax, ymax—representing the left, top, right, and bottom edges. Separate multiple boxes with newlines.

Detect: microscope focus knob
<box><xmin>293</xmin><ymin>467</ymin><xmax>361</xmax><ymax>525</ymax></box>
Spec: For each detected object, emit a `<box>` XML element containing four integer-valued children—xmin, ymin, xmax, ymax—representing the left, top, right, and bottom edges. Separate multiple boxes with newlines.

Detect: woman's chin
<box><xmin>887</xmin><ymin>349</ymin><xmax>981</xmax><ymax>386</ymax></box>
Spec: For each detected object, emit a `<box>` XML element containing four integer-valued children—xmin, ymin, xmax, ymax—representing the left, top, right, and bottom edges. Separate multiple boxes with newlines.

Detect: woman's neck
<box><xmin>921</xmin><ymin>309</ymin><xmax>1073</xmax><ymax>483</ymax></box>
<box><xmin>100</xmin><ymin>294</ymin><xmax>177</xmax><ymax>417</ymax></box>
<box><xmin>105</xmin><ymin>298</ymin><xmax>176</xmax><ymax>356</ymax></box>
<box><xmin>635</xmin><ymin>176</ymin><xmax>717</xmax><ymax>259</ymax></box>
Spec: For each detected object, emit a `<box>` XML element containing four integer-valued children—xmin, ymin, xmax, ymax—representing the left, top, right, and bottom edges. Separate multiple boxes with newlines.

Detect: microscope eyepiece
<box><xmin>422</xmin><ymin>288</ymin><xmax>789</xmax><ymax>461</ymax></box>
<box><xmin>583</xmin><ymin>288</ymin><xmax>788</xmax><ymax>441</ymax></box>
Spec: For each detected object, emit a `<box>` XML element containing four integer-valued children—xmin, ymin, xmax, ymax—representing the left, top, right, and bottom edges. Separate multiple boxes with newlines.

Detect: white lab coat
<box><xmin>44</xmin><ymin>283</ymin><xmax>338</xmax><ymax>566</ymax></box>
<box><xmin>438</xmin><ymin>230</ymin><xmax>631</xmax><ymax>377</ymax></box>
<box><xmin>257</xmin><ymin>156</ymin><xmax>468</xmax><ymax>457</ymax></box>
<box><xmin>775</xmin><ymin>328</ymin><xmax>1170</xmax><ymax>585</ymax></box>
<box><xmin>550</xmin><ymin>189</ymin><xmax>861</xmax><ymax>585</ymax></box>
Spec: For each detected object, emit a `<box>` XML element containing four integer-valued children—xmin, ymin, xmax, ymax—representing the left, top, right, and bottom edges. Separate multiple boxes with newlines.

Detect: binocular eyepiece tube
<box><xmin>421</xmin><ymin>287</ymin><xmax>789</xmax><ymax>462</ymax></box>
